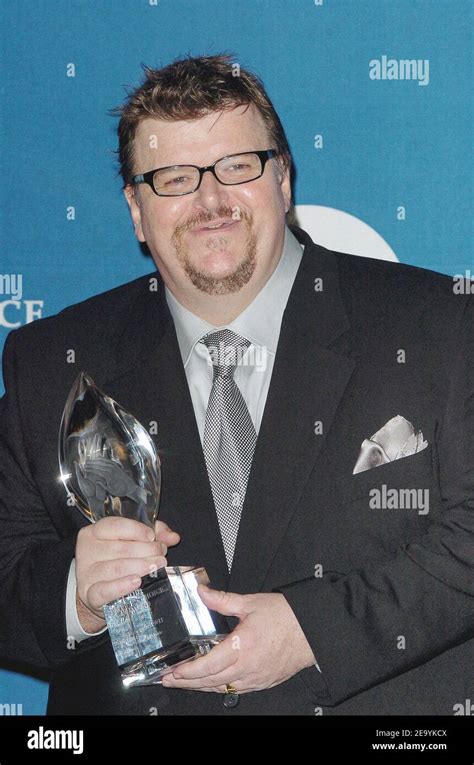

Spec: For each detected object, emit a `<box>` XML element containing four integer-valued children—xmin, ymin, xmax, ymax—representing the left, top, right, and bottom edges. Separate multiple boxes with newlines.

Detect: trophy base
<box><xmin>121</xmin><ymin>635</ymin><xmax>226</xmax><ymax>688</ymax></box>
<box><xmin>103</xmin><ymin>565</ymin><xmax>229</xmax><ymax>689</ymax></box>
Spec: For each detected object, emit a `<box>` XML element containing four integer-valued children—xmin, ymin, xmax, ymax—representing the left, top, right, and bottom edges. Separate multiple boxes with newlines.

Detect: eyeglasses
<box><xmin>131</xmin><ymin>149</ymin><xmax>278</xmax><ymax>197</ymax></box>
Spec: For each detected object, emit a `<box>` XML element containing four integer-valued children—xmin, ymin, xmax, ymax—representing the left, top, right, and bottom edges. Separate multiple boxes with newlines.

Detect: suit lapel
<box><xmin>228</xmin><ymin>228</ymin><xmax>356</xmax><ymax>594</ymax></box>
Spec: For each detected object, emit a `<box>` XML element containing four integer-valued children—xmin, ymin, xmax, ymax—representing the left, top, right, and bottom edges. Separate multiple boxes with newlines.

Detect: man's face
<box><xmin>124</xmin><ymin>104</ymin><xmax>291</xmax><ymax>301</ymax></box>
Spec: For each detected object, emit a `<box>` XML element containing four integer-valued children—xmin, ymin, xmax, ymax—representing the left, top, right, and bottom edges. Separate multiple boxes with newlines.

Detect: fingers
<box><xmin>161</xmin><ymin>637</ymin><xmax>250</xmax><ymax>692</ymax></box>
<box><xmin>94</xmin><ymin>516</ymin><xmax>156</xmax><ymax>542</ymax></box>
<box><xmin>91</xmin><ymin>554</ymin><xmax>167</xmax><ymax>584</ymax></box>
<box><xmin>162</xmin><ymin>667</ymin><xmax>243</xmax><ymax>692</ymax></box>
<box><xmin>87</xmin><ymin>574</ymin><xmax>145</xmax><ymax>612</ymax></box>
<box><xmin>167</xmin><ymin>637</ymin><xmax>238</xmax><ymax>681</ymax></box>
<box><xmin>88</xmin><ymin>517</ymin><xmax>167</xmax><ymax>560</ymax></box>
<box><xmin>90</xmin><ymin>517</ymin><xmax>179</xmax><ymax>554</ymax></box>
<box><xmin>86</xmin><ymin>555</ymin><xmax>167</xmax><ymax>610</ymax></box>
<box><xmin>197</xmin><ymin>585</ymin><xmax>249</xmax><ymax>619</ymax></box>
<box><xmin>98</xmin><ymin>539</ymin><xmax>167</xmax><ymax>562</ymax></box>
<box><xmin>76</xmin><ymin>517</ymin><xmax>174</xmax><ymax>619</ymax></box>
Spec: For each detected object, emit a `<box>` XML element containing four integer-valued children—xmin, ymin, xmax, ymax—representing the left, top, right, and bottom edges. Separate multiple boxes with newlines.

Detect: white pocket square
<box><xmin>353</xmin><ymin>415</ymin><xmax>428</xmax><ymax>475</ymax></box>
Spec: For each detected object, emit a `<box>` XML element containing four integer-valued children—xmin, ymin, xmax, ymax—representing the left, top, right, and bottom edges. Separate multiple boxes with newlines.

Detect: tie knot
<box><xmin>200</xmin><ymin>329</ymin><xmax>251</xmax><ymax>378</ymax></box>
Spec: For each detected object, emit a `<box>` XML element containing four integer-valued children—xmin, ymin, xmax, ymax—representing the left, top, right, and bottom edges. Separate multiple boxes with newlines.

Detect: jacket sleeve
<box><xmin>0</xmin><ymin>329</ymin><xmax>108</xmax><ymax>670</ymax></box>
<box><xmin>274</xmin><ymin>295</ymin><xmax>474</xmax><ymax>705</ymax></box>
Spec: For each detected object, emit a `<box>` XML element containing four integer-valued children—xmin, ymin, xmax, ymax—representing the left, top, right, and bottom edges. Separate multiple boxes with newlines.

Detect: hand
<box><xmin>75</xmin><ymin>517</ymin><xmax>180</xmax><ymax>632</ymax></box>
<box><xmin>161</xmin><ymin>585</ymin><xmax>316</xmax><ymax>693</ymax></box>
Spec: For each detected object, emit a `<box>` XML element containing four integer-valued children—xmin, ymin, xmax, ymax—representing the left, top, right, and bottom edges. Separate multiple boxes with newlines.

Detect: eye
<box><xmin>165</xmin><ymin>176</ymin><xmax>190</xmax><ymax>186</ymax></box>
<box><xmin>228</xmin><ymin>163</ymin><xmax>250</xmax><ymax>171</ymax></box>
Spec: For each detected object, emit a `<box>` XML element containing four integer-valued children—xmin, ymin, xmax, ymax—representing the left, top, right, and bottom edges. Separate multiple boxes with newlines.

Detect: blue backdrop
<box><xmin>0</xmin><ymin>0</ymin><xmax>472</xmax><ymax>715</ymax></box>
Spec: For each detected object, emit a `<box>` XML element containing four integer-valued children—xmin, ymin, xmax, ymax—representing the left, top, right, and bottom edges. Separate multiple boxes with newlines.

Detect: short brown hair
<box><xmin>111</xmin><ymin>53</ymin><xmax>292</xmax><ymax>188</ymax></box>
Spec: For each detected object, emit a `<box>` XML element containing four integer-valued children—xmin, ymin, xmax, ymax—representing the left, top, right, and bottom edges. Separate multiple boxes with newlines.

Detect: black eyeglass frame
<box><xmin>131</xmin><ymin>149</ymin><xmax>278</xmax><ymax>197</ymax></box>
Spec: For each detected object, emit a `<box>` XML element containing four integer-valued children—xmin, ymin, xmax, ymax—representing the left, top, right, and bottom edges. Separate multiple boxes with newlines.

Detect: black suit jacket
<box><xmin>0</xmin><ymin>225</ymin><xmax>472</xmax><ymax>716</ymax></box>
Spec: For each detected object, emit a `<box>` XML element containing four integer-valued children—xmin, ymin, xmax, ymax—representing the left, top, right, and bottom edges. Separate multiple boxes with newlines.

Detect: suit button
<box><xmin>222</xmin><ymin>692</ymin><xmax>240</xmax><ymax>708</ymax></box>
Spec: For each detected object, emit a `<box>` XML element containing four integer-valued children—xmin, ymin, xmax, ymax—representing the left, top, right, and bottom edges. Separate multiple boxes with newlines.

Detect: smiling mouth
<box><xmin>192</xmin><ymin>220</ymin><xmax>239</xmax><ymax>233</ymax></box>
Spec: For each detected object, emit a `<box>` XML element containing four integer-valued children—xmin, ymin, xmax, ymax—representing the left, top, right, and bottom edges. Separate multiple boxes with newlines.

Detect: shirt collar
<box><xmin>165</xmin><ymin>224</ymin><xmax>304</xmax><ymax>367</ymax></box>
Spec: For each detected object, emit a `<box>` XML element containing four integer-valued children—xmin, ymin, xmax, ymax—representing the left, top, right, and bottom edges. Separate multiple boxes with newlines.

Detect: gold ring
<box><xmin>225</xmin><ymin>683</ymin><xmax>237</xmax><ymax>694</ymax></box>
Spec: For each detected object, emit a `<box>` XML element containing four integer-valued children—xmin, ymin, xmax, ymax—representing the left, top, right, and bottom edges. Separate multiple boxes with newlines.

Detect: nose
<box><xmin>193</xmin><ymin>167</ymin><xmax>229</xmax><ymax>209</ymax></box>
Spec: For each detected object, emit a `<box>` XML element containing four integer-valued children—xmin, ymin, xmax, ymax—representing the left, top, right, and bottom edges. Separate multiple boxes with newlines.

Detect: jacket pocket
<box><xmin>338</xmin><ymin>444</ymin><xmax>434</xmax><ymax>503</ymax></box>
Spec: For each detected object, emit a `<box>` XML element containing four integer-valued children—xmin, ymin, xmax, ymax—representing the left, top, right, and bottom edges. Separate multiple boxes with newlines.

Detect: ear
<box><xmin>123</xmin><ymin>185</ymin><xmax>146</xmax><ymax>243</ymax></box>
<box><xmin>276</xmin><ymin>156</ymin><xmax>292</xmax><ymax>214</ymax></box>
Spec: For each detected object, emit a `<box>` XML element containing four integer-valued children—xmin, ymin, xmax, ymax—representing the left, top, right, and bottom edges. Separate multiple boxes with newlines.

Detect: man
<box><xmin>0</xmin><ymin>54</ymin><xmax>472</xmax><ymax>716</ymax></box>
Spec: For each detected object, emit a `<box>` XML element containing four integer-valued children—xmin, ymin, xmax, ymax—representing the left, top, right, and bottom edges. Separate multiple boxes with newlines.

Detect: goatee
<box><xmin>172</xmin><ymin>210</ymin><xmax>256</xmax><ymax>295</ymax></box>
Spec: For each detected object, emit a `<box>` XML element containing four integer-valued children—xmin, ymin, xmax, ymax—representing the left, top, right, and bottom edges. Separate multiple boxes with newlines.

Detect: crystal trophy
<box><xmin>59</xmin><ymin>371</ymin><xmax>227</xmax><ymax>688</ymax></box>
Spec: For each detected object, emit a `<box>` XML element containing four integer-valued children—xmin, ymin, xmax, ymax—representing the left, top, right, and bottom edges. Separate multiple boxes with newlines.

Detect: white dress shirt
<box><xmin>65</xmin><ymin>225</ymin><xmax>304</xmax><ymax>642</ymax></box>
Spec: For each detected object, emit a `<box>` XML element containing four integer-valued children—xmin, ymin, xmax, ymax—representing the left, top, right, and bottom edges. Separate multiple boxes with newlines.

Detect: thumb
<box><xmin>197</xmin><ymin>584</ymin><xmax>249</xmax><ymax>619</ymax></box>
<box><xmin>154</xmin><ymin>520</ymin><xmax>180</xmax><ymax>544</ymax></box>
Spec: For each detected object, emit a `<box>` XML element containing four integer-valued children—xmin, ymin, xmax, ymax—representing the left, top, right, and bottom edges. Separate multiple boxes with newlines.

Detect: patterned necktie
<box><xmin>200</xmin><ymin>329</ymin><xmax>257</xmax><ymax>571</ymax></box>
